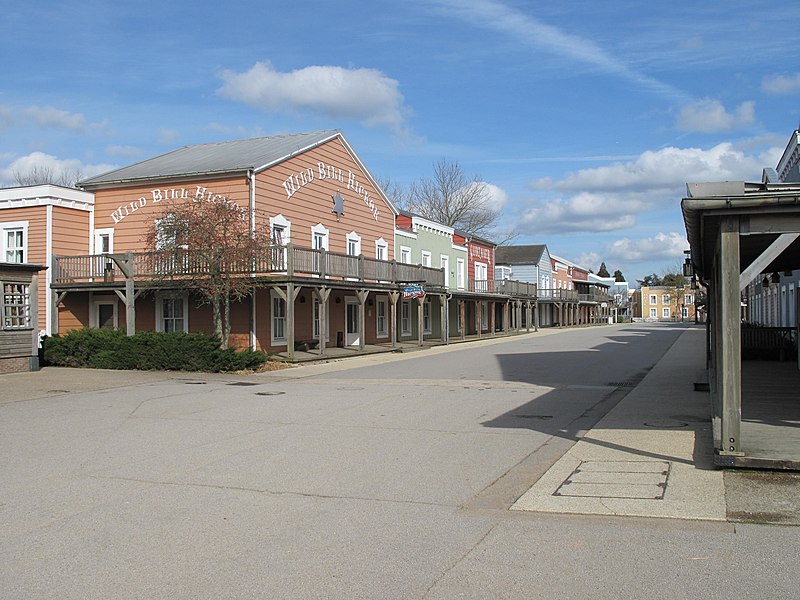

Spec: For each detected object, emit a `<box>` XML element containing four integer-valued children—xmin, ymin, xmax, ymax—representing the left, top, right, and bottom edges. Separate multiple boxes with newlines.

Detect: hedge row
<box><xmin>43</xmin><ymin>328</ymin><xmax>269</xmax><ymax>372</ymax></box>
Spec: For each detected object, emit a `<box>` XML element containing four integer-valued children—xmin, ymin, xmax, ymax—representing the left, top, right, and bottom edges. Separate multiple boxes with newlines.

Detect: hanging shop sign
<box><xmin>402</xmin><ymin>284</ymin><xmax>426</xmax><ymax>300</ymax></box>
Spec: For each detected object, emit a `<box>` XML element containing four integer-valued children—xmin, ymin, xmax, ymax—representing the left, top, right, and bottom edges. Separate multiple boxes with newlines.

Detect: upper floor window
<box><xmin>400</xmin><ymin>246</ymin><xmax>411</xmax><ymax>264</ymax></box>
<box><xmin>684</xmin><ymin>294</ymin><xmax>693</xmax><ymax>304</ymax></box>
<box><xmin>662</xmin><ymin>294</ymin><xmax>670</xmax><ymax>304</ymax></box>
<box><xmin>649</xmin><ymin>294</ymin><xmax>657</xmax><ymax>305</ymax></box>
<box><xmin>346</xmin><ymin>231</ymin><xmax>361</xmax><ymax>256</ymax></box>
<box><xmin>421</xmin><ymin>250</ymin><xmax>432</xmax><ymax>267</ymax></box>
<box><xmin>3</xmin><ymin>222</ymin><xmax>28</xmax><ymax>263</ymax></box>
<box><xmin>375</xmin><ymin>238</ymin><xmax>388</xmax><ymax>261</ymax></box>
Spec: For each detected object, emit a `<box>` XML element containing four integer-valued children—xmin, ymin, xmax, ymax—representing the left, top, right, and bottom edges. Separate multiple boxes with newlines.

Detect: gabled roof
<box><xmin>79</xmin><ymin>130</ymin><xmax>341</xmax><ymax>188</ymax></box>
<box><xmin>495</xmin><ymin>244</ymin><xmax>547</xmax><ymax>265</ymax></box>
<box><xmin>550</xmin><ymin>253</ymin><xmax>589</xmax><ymax>272</ymax></box>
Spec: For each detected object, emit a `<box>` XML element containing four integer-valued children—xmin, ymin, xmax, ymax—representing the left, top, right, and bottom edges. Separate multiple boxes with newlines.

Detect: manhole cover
<box><xmin>184</xmin><ymin>381</ymin><xmax>206</xmax><ymax>385</ymax></box>
<box><xmin>256</xmin><ymin>391</ymin><xmax>286</xmax><ymax>396</ymax></box>
<box><xmin>644</xmin><ymin>420</ymin><xmax>689</xmax><ymax>429</ymax></box>
<box><xmin>227</xmin><ymin>382</ymin><xmax>260</xmax><ymax>387</ymax></box>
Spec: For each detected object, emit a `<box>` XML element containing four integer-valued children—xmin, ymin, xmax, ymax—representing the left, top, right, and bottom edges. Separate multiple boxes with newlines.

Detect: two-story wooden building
<box><xmin>55</xmin><ymin>130</ymin><xmax>448</xmax><ymax>359</ymax></box>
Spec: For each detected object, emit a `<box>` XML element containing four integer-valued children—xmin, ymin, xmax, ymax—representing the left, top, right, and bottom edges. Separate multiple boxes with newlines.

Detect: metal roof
<box><xmin>78</xmin><ymin>130</ymin><xmax>340</xmax><ymax>187</ymax></box>
<box><xmin>495</xmin><ymin>244</ymin><xmax>547</xmax><ymax>265</ymax></box>
<box><xmin>682</xmin><ymin>181</ymin><xmax>800</xmax><ymax>279</ymax></box>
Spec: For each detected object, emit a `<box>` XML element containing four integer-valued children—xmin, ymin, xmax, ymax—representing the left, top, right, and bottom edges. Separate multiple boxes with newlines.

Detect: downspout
<box><xmin>248</xmin><ymin>169</ymin><xmax>257</xmax><ymax>351</ymax></box>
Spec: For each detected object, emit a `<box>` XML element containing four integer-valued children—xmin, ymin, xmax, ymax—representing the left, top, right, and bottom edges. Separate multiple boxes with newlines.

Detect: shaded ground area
<box><xmin>726</xmin><ymin>470</ymin><xmax>800</xmax><ymax>525</ymax></box>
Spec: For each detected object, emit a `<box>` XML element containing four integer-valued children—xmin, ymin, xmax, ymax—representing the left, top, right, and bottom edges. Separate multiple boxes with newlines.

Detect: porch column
<box><xmin>440</xmin><ymin>295</ymin><xmax>448</xmax><ymax>343</ymax></box>
<box><xmin>503</xmin><ymin>301</ymin><xmax>509</xmax><ymax>336</ymax></box>
<box><xmin>459</xmin><ymin>300</ymin><xmax>466</xmax><ymax>340</ymax></box>
<box><xmin>388</xmin><ymin>291</ymin><xmax>400</xmax><ymax>347</ymax></box>
<box><xmin>719</xmin><ymin>216</ymin><xmax>742</xmax><ymax>457</ymax></box>
<box><xmin>357</xmin><ymin>289</ymin><xmax>369</xmax><ymax>351</ymax></box>
<box><xmin>315</xmin><ymin>286</ymin><xmax>331</xmax><ymax>357</ymax></box>
<box><xmin>417</xmin><ymin>297</ymin><xmax>424</xmax><ymax>346</ymax></box>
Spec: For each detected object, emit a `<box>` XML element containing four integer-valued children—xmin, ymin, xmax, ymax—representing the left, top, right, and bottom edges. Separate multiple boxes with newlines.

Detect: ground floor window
<box><xmin>662</xmin><ymin>308</ymin><xmax>670</xmax><ymax>319</ymax></box>
<box><xmin>272</xmin><ymin>294</ymin><xmax>287</xmax><ymax>343</ymax></box>
<box><xmin>156</xmin><ymin>293</ymin><xmax>188</xmax><ymax>333</ymax></box>
<box><xmin>376</xmin><ymin>297</ymin><xmax>388</xmax><ymax>338</ymax></box>
<box><xmin>423</xmin><ymin>298</ymin><xmax>432</xmax><ymax>334</ymax></box>
<box><xmin>649</xmin><ymin>308</ymin><xmax>657</xmax><ymax>318</ymax></box>
<box><xmin>401</xmin><ymin>300</ymin><xmax>411</xmax><ymax>336</ymax></box>
<box><xmin>2</xmin><ymin>282</ymin><xmax>30</xmax><ymax>329</ymax></box>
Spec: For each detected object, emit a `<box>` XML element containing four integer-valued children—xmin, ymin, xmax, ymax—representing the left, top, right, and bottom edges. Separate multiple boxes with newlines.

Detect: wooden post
<box><xmin>719</xmin><ymin>216</ymin><xmax>742</xmax><ymax>456</ymax></box>
<box><xmin>316</xmin><ymin>287</ymin><xmax>331</xmax><ymax>357</ymax></box>
<box><xmin>388</xmin><ymin>291</ymin><xmax>399</xmax><ymax>348</ymax></box>
<box><xmin>357</xmin><ymin>289</ymin><xmax>368</xmax><ymax>351</ymax></box>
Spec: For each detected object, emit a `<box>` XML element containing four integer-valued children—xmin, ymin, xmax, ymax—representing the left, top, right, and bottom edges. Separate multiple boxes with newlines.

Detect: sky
<box><xmin>2</xmin><ymin>0</ymin><xmax>799</xmax><ymax>284</ymax></box>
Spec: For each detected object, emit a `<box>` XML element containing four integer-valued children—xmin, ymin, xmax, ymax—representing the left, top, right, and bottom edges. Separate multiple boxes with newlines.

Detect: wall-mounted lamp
<box><xmin>299</xmin><ymin>295</ymin><xmax>306</xmax><ymax>303</ymax></box>
<box><xmin>762</xmin><ymin>275</ymin><xmax>771</xmax><ymax>290</ymax></box>
<box><xmin>335</xmin><ymin>297</ymin><xmax>341</xmax><ymax>304</ymax></box>
<box><xmin>367</xmin><ymin>299</ymin><xmax>373</xmax><ymax>306</ymax></box>
<box><xmin>771</xmin><ymin>272</ymin><xmax>781</xmax><ymax>285</ymax></box>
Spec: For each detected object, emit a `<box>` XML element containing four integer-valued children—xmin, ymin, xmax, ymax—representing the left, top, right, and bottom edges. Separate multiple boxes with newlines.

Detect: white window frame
<box><xmin>682</xmin><ymin>307</ymin><xmax>689</xmax><ymax>318</ymax></box>
<box><xmin>94</xmin><ymin>227</ymin><xmax>114</xmax><ymax>255</ymax></box>
<box><xmin>662</xmin><ymin>307</ymin><xmax>671</xmax><ymax>318</ymax></box>
<box><xmin>684</xmin><ymin>294</ymin><xmax>693</xmax><ymax>304</ymax></box>
<box><xmin>376</xmin><ymin>296</ymin><xmax>388</xmax><ymax>338</ymax></box>
<box><xmin>346</xmin><ymin>231</ymin><xmax>361</xmax><ymax>256</ymax></box>
<box><xmin>375</xmin><ymin>237</ymin><xmax>388</xmax><ymax>261</ymax></box>
<box><xmin>2</xmin><ymin>221</ymin><xmax>28</xmax><ymax>264</ymax></box>
<box><xmin>312</xmin><ymin>297</ymin><xmax>330</xmax><ymax>341</ymax></box>
<box><xmin>311</xmin><ymin>223</ymin><xmax>329</xmax><ymax>250</ymax></box>
<box><xmin>456</xmin><ymin>258</ymin><xmax>465</xmax><ymax>290</ymax></box>
<box><xmin>401</xmin><ymin>300</ymin><xmax>411</xmax><ymax>336</ymax></box>
<box><xmin>155</xmin><ymin>292</ymin><xmax>189</xmax><ymax>333</ymax></box>
<box><xmin>270</xmin><ymin>214</ymin><xmax>291</xmax><ymax>244</ymax></box>
<box><xmin>662</xmin><ymin>294</ymin><xmax>670</xmax><ymax>304</ymax></box>
<box><xmin>649</xmin><ymin>294</ymin><xmax>657</xmax><ymax>305</ymax></box>
<box><xmin>649</xmin><ymin>308</ymin><xmax>657</xmax><ymax>318</ymax></box>
<box><xmin>400</xmin><ymin>246</ymin><xmax>412</xmax><ymax>264</ymax></box>
<box><xmin>2</xmin><ymin>281</ymin><xmax>31</xmax><ymax>330</ymax></box>
<box><xmin>423</xmin><ymin>298</ymin><xmax>432</xmax><ymax>334</ymax></box>
<box><xmin>270</xmin><ymin>290</ymin><xmax>287</xmax><ymax>345</ymax></box>
<box><xmin>475</xmin><ymin>262</ymin><xmax>488</xmax><ymax>292</ymax></box>
<box><xmin>440</xmin><ymin>255</ymin><xmax>450</xmax><ymax>288</ymax></box>
<box><xmin>421</xmin><ymin>250</ymin><xmax>432</xmax><ymax>268</ymax></box>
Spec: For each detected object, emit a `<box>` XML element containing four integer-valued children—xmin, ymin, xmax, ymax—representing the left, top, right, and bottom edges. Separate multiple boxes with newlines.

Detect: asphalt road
<box><xmin>2</xmin><ymin>323</ymin><xmax>799</xmax><ymax>598</ymax></box>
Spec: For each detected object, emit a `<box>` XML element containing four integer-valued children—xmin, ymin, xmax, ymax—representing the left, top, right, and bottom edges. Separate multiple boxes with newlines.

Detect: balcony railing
<box><xmin>53</xmin><ymin>244</ymin><xmax>446</xmax><ymax>288</ymax></box>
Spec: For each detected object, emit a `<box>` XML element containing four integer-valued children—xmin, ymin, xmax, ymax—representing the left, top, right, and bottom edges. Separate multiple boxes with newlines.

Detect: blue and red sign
<box><xmin>402</xmin><ymin>284</ymin><xmax>426</xmax><ymax>299</ymax></box>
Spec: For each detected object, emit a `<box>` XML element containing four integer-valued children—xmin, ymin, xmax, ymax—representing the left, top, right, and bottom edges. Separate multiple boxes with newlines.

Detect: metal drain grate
<box><xmin>553</xmin><ymin>460</ymin><xmax>670</xmax><ymax>500</ymax></box>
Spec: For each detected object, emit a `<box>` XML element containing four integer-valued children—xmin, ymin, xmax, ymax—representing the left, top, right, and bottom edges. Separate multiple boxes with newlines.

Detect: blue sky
<box><xmin>2</xmin><ymin>0</ymin><xmax>799</xmax><ymax>283</ymax></box>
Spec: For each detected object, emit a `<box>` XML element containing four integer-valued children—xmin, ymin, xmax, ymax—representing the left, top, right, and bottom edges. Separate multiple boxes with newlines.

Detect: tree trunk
<box><xmin>212</xmin><ymin>297</ymin><xmax>223</xmax><ymax>345</ymax></box>
<box><xmin>222</xmin><ymin>292</ymin><xmax>231</xmax><ymax>349</ymax></box>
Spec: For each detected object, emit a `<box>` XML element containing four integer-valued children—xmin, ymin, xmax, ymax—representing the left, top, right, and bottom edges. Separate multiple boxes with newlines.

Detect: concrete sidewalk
<box><xmin>511</xmin><ymin>326</ymin><xmax>727</xmax><ymax>520</ymax></box>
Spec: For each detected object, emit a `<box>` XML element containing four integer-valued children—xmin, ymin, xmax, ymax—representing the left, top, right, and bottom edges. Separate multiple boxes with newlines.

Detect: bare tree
<box><xmin>404</xmin><ymin>159</ymin><xmax>501</xmax><ymax>239</ymax></box>
<box><xmin>143</xmin><ymin>197</ymin><xmax>271</xmax><ymax>348</ymax></box>
<box><xmin>12</xmin><ymin>165</ymin><xmax>84</xmax><ymax>188</ymax></box>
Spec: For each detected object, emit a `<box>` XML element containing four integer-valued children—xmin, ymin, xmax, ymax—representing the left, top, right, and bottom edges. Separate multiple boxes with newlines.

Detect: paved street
<box><xmin>2</xmin><ymin>323</ymin><xmax>799</xmax><ymax>598</ymax></box>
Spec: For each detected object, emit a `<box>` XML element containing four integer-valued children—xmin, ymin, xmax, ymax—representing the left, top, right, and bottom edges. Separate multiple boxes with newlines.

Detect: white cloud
<box><xmin>540</xmin><ymin>142</ymin><xmax>763</xmax><ymax>193</ymax></box>
<box><xmin>217</xmin><ymin>61</ymin><xmax>409</xmax><ymax>135</ymax></box>
<box><xmin>676</xmin><ymin>98</ymin><xmax>755</xmax><ymax>133</ymax></box>
<box><xmin>520</xmin><ymin>142</ymin><xmax>764</xmax><ymax>235</ymax></box>
<box><xmin>481</xmin><ymin>182</ymin><xmax>508</xmax><ymax>211</ymax></box>
<box><xmin>573</xmin><ymin>251</ymin><xmax>601</xmax><ymax>272</ymax></box>
<box><xmin>0</xmin><ymin>152</ymin><xmax>116</xmax><ymax>187</ymax></box>
<box><xmin>606</xmin><ymin>232</ymin><xmax>688</xmax><ymax>262</ymax></box>
<box><xmin>23</xmin><ymin>105</ymin><xmax>86</xmax><ymax>131</ymax></box>
<box><xmin>761</xmin><ymin>73</ymin><xmax>800</xmax><ymax>95</ymax></box>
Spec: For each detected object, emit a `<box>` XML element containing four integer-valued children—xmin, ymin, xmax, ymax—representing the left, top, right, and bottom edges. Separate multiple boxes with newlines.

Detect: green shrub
<box><xmin>42</xmin><ymin>328</ymin><xmax>268</xmax><ymax>372</ymax></box>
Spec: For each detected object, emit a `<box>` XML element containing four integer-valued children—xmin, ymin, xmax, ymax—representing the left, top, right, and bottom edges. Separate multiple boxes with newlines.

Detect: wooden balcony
<box><xmin>52</xmin><ymin>244</ymin><xmax>446</xmax><ymax>289</ymax></box>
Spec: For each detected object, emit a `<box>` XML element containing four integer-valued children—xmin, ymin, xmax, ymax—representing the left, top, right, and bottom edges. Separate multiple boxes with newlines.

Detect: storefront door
<box><xmin>345</xmin><ymin>298</ymin><xmax>360</xmax><ymax>346</ymax></box>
